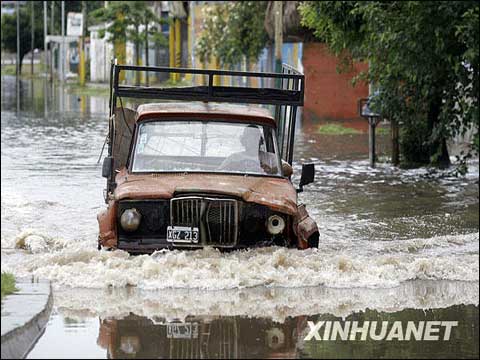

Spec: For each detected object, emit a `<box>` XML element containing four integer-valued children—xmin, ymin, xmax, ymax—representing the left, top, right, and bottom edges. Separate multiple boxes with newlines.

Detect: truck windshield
<box><xmin>131</xmin><ymin>120</ymin><xmax>282</xmax><ymax>176</ymax></box>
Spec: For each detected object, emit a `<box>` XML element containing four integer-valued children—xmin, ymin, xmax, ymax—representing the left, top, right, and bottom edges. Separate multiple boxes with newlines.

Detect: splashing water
<box><xmin>2</xmin><ymin>229</ymin><xmax>478</xmax><ymax>291</ymax></box>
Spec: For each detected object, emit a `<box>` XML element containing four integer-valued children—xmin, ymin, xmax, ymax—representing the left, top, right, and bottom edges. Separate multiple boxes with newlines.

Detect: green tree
<box><xmin>91</xmin><ymin>1</ymin><xmax>166</xmax><ymax>85</ymax></box>
<box><xmin>48</xmin><ymin>1</ymin><xmax>102</xmax><ymax>35</ymax></box>
<box><xmin>91</xmin><ymin>2</ymin><xmax>131</xmax><ymax>50</ymax></box>
<box><xmin>127</xmin><ymin>1</ymin><xmax>166</xmax><ymax>85</ymax></box>
<box><xmin>299</xmin><ymin>1</ymin><xmax>479</xmax><ymax>168</ymax></box>
<box><xmin>1</xmin><ymin>1</ymin><xmax>103</xmax><ymax>74</ymax></box>
<box><xmin>196</xmin><ymin>1</ymin><xmax>268</xmax><ymax>70</ymax></box>
<box><xmin>1</xmin><ymin>2</ymin><xmax>44</xmax><ymax>74</ymax></box>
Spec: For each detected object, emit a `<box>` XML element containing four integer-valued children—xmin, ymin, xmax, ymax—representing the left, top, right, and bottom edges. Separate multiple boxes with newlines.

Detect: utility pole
<box><xmin>31</xmin><ymin>1</ymin><xmax>35</xmax><ymax>75</ymax></box>
<box><xmin>50</xmin><ymin>1</ymin><xmax>54</xmax><ymax>81</ymax></box>
<box><xmin>169</xmin><ymin>18</ymin><xmax>175</xmax><ymax>82</ymax></box>
<box><xmin>153</xmin><ymin>1</ymin><xmax>161</xmax><ymax>82</ymax></box>
<box><xmin>44</xmin><ymin>2</ymin><xmax>48</xmax><ymax>76</ymax></box>
<box><xmin>274</xmin><ymin>1</ymin><xmax>283</xmax><ymax>86</ymax></box>
<box><xmin>79</xmin><ymin>0</ymin><xmax>86</xmax><ymax>86</ymax></box>
<box><xmin>16</xmin><ymin>0</ymin><xmax>20</xmax><ymax>77</ymax></box>
<box><xmin>145</xmin><ymin>17</ymin><xmax>149</xmax><ymax>86</ymax></box>
<box><xmin>60</xmin><ymin>0</ymin><xmax>65</xmax><ymax>83</ymax></box>
<box><xmin>51</xmin><ymin>1</ymin><xmax>54</xmax><ymax>34</ymax></box>
<box><xmin>42</xmin><ymin>2</ymin><xmax>48</xmax><ymax>116</ymax></box>
<box><xmin>174</xmin><ymin>18</ymin><xmax>181</xmax><ymax>80</ymax></box>
<box><xmin>190</xmin><ymin>1</ymin><xmax>195</xmax><ymax>69</ymax></box>
<box><xmin>368</xmin><ymin>117</ymin><xmax>377</xmax><ymax>168</ymax></box>
<box><xmin>16</xmin><ymin>0</ymin><xmax>20</xmax><ymax>113</ymax></box>
<box><xmin>0</xmin><ymin>3</ymin><xmax>2</xmax><ymax>64</ymax></box>
<box><xmin>43</xmin><ymin>2</ymin><xmax>48</xmax><ymax>118</ymax></box>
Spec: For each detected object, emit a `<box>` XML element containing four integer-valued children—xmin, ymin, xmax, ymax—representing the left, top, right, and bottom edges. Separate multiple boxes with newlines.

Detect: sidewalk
<box><xmin>1</xmin><ymin>279</ymin><xmax>53</xmax><ymax>359</ymax></box>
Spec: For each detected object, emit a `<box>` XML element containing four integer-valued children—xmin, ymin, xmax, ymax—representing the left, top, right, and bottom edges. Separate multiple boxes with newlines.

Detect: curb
<box><xmin>1</xmin><ymin>279</ymin><xmax>53</xmax><ymax>359</ymax></box>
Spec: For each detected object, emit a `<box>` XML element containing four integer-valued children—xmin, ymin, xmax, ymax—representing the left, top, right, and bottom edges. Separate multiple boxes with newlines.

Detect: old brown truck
<box><xmin>97</xmin><ymin>62</ymin><xmax>318</xmax><ymax>253</ymax></box>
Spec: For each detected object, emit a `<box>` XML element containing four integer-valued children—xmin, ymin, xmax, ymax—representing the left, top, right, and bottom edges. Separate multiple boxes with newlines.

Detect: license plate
<box><xmin>166</xmin><ymin>322</ymin><xmax>199</xmax><ymax>339</ymax></box>
<box><xmin>167</xmin><ymin>226</ymin><xmax>199</xmax><ymax>243</ymax></box>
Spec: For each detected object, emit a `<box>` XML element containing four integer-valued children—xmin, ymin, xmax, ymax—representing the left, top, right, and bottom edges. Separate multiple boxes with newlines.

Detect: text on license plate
<box><xmin>167</xmin><ymin>322</ymin><xmax>199</xmax><ymax>339</ymax></box>
<box><xmin>167</xmin><ymin>226</ymin><xmax>199</xmax><ymax>243</ymax></box>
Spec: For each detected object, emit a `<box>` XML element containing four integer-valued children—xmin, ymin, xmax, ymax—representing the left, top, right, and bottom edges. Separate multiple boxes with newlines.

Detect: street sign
<box><xmin>67</xmin><ymin>12</ymin><xmax>83</xmax><ymax>37</ymax></box>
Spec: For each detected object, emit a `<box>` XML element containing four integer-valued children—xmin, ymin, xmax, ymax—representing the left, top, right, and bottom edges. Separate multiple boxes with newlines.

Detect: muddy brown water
<box><xmin>1</xmin><ymin>76</ymin><xmax>478</xmax><ymax>359</ymax></box>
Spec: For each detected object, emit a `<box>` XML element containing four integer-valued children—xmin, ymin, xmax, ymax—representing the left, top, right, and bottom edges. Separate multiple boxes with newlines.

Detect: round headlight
<box><xmin>120</xmin><ymin>208</ymin><xmax>141</xmax><ymax>232</ymax></box>
<box><xmin>267</xmin><ymin>215</ymin><xmax>285</xmax><ymax>235</ymax></box>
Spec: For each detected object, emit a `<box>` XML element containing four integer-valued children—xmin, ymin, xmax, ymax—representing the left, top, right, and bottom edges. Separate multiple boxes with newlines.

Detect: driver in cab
<box><xmin>218</xmin><ymin>125</ymin><xmax>278</xmax><ymax>174</ymax></box>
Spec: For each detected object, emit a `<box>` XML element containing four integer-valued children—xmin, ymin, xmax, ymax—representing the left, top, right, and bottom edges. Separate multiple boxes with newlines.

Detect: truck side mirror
<box><xmin>298</xmin><ymin>163</ymin><xmax>315</xmax><ymax>193</ymax></box>
<box><xmin>102</xmin><ymin>156</ymin><xmax>114</xmax><ymax>178</ymax></box>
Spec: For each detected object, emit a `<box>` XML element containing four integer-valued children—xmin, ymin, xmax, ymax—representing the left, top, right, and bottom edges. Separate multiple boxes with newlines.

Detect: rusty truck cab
<box><xmin>98</xmin><ymin>62</ymin><xmax>318</xmax><ymax>253</ymax></box>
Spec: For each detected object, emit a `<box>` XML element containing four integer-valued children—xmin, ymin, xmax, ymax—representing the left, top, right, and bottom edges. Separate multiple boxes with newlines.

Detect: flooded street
<box><xmin>1</xmin><ymin>76</ymin><xmax>479</xmax><ymax>358</ymax></box>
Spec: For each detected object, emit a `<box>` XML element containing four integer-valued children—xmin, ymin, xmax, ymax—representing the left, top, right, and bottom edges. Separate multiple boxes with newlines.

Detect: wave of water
<box><xmin>53</xmin><ymin>280</ymin><xmax>479</xmax><ymax>323</ymax></box>
<box><xmin>2</xmin><ymin>229</ymin><xmax>478</xmax><ymax>291</ymax></box>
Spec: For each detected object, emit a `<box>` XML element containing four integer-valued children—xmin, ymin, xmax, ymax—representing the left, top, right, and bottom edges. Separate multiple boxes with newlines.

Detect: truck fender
<box><xmin>97</xmin><ymin>201</ymin><xmax>118</xmax><ymax>249</ymax></box>
<box><xmin>293</xmin><ymin>204</ymin><xmax>319</xmax><ymax>249</ymax></box>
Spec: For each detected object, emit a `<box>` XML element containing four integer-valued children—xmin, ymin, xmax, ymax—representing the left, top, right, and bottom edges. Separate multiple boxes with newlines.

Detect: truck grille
<box><xmin>171</xmin><ymin>197</ymin><xmax>202</xmax><ymax>227</ymax></box>
<box><xmin>170</xmin><ymin>197</ymin><xmax>238</xmax><ymax>247</ymax></box>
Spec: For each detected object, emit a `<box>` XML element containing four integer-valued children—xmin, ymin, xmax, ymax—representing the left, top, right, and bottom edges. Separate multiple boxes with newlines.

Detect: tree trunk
<box><xmin>274</xmin><ymin>0</ymin><xmax>283</xmax><ymax>85</ymax></box>
<box><xmin>135</xmin><ymin>43</ymin><xmax>140</xmax><ymax>86</ymax></box>
<box><xmin>427</xmin><ymin>94</ymin><xmax>450</xmax><ymax>168</ymax></box>
<box><xmin>391</xmin><ymin>117</ymin><xmax>400</xmax><ymax>166</ymax></box>
<box><xmin>245</xmin><ymin>56</ymin><xmax>250</xmax><ymax>87</ymax></box>
<box><xmin>135</xmin><ymin>26</ymin><xmax>140</xmax><ymax>86</ymax></box>
<box><xmin>438</xmin><ymin>138</ymin><xmax>450</xmax><ymax>168</ymax></box>
<box><xmin>145</xmin><ymin>17</ymin><xmax>149</xmax><ymax>86</ymax></box>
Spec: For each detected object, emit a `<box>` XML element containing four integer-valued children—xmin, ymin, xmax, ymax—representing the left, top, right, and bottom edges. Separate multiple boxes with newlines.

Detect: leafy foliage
<box><xmin>299</xmin><ymin>1</ymin><xmax>479</xmax><ymax>167</ymax></box>
<box><xmin>126</xmin><ymin>1</ymin><xmax>167</xmax><ymax>49</ymax></box>
<box><xmin>90</xmin><ymin>1</ymin><xmax>166</xmax><ymax>53</ymax></box>
<box><xmin>1</xmin><ymin>2</ymin><xmax>44</xmax><ymax>74</ymax></box>
<box><xmin>1</xmin><ymin>272</ymin><xmax>17</xmax><ymax>299</ymax></box>
<box><xmin>1</xmin><ymin>1</ymin><xmax>103</xmax><ymax>74</ymax></box>
<box><xmin>196</xmin><ymin>2</ymin><xmax>268</xmax><ymax>68</ymax></box>
<box><xmin>90</xmin><ymin>1</ymin><xmax>166</xmax><ymax>85</ymax></box>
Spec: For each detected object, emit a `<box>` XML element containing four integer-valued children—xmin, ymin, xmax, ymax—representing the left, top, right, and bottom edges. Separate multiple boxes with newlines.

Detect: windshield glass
<box><xmin>131</xmin><ymin>120</ymin><xmax>282</xmax><ymax>176</ymax></box>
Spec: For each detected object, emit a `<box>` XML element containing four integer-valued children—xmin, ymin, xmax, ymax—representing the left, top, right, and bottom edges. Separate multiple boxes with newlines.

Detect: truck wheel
<box><xmin>307</xmin><ymin>232</ymin><xmax>319</xmax><ymax>248</ymax></box>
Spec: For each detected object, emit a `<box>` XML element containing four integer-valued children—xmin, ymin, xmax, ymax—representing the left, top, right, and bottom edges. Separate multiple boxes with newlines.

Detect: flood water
<box><xmin>1</xmin><ymin>76</ymin><xmax>479</xmax><ymax>359</ymax></box>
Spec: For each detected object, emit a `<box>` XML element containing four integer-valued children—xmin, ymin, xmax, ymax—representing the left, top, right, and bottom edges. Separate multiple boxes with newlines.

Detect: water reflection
<box><xmin>27</xmin><ymin>281</ymin><xmax>479</xmax><ymax>359</ymax></box>
<box><xmin>94</xmin><ymin>306</ymin><xmax>479</xmax><ymax>359</ymax></box>
<box><xmin>1</xmin><ymin>75</ymin><xmax>109</xmax><ymax>116</ymax></box>
<box><xmin>98</xmin><ymin>315</ymin><xmax>305</xmax><ymax>359</ymax></box>
<box><xmin>23</xmin><ymin>281</ymin><xmax>479</xmax><ymax>358</ymax></box>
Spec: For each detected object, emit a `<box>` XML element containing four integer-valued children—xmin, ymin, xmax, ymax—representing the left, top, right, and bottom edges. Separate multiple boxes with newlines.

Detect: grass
<box><xmin>317</xmin><ymin>123</ymin><xmax>362</xmax><ymax>135</ymax></box>
<box><xmin>316</xmin><ymin>123</ymin><xmax>391</xmax><ymax>136</ymax></box>
<box><xmin>154</xmin><ymin>78</ymin><xmax>192</xmax><ymax>87</ymax></box>
<box><xmin>1</xmin><ymin>273</ymin><xmax>17</xmax><ymax>299</ymax></box>
<box><xmin>64</xmin><ymin>77</ymin><xmax>193</xmax><ymax>98</ymax></box>
<box><xmin>64</xmin><ymin>79</ymin><xmax>191</xmax><ymax>98</ymax></box>
<box><xmin>1</xmin><ymin>64</ymin><xmax>16</xmax><ymax>76</ymax></box>
<box><xmin>1</xmin><ymin>63</ymin><xmax>47</xmax><ymax>78</ymax></box>
<box><xmin>376</xmin><ymin>126</ymin><xmax>390</xmax><ymax>136</ymax></box>
<box><xmin>66</xmin><ymin>83</ymin><xmax>110</xmax><ymax>97</ymax></box>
